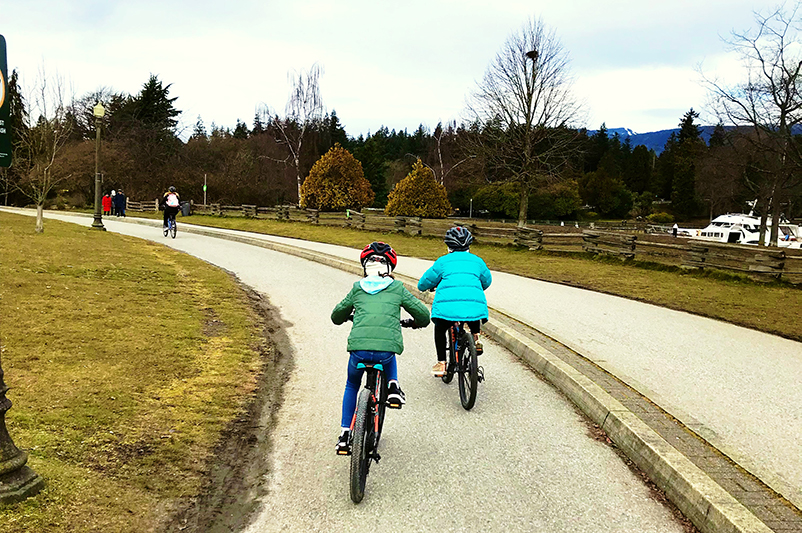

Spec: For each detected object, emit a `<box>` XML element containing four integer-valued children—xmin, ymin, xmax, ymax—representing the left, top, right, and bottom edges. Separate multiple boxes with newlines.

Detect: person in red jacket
<box><xmin>102</xmin><ymin>193</ymin><xmax>112</xmax><ymax>216</ymax></box>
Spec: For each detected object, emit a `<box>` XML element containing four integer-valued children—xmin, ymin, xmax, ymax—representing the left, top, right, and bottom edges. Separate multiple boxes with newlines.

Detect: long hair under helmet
<box><xmin>444</xmin><ymin>226</ymin><xmax>473</xmax><ymax>251</ymax></box>
<box><xmin>360</xmin><ymin>241</ymin><xmax>398</xmax><ymax>277</ymax></box>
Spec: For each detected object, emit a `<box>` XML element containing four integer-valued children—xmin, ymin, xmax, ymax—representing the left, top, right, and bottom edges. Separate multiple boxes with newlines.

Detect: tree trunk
<box><xmin>759</xmin><ymin>208</ymin><xmax>769</xmax><ymax>246</ymax></box>
<box><xmin>35</xmin><ymin>204</ymin><xmax>44</xmax><ymax>233</ymax></box>
<box><xmin>517</xmin><ymin>181</ymin><xmax>529</xmax><ymax>228</ymax></box>
<box><xmin>769</xmin><ymin>193</ymin><xmax>782</xmax><ymax>246</ymax></box>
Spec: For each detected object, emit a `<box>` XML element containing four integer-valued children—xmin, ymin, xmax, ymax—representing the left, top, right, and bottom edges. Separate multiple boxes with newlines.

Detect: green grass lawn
<box><xmin>144</xmin><ymin>211</ymin><xmax>801</xmax><ymax>342</ymax></box>
<box><xmin>0</xmin><ymin>211</ymin><xmax>265</xmax><ymax>532</ymax></box>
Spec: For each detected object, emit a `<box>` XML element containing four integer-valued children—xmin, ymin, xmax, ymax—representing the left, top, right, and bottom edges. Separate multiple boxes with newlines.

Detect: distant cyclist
<box><xmin>161</xmin><ymin>186</ymin><xmax>181</xmax><ymax>230</ymax></box>
<box><xmin>331</xmin><ymin>242</ymin><xmax>430</xmax><ymax>454</ymax></box>
<box><xmin>417</xmin><ymin>226</ymin><xmax>492</xmax><ymax>377</ymax></box>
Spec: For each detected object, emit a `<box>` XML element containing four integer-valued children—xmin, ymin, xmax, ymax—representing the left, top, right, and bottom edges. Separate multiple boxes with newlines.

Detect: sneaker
<box><xmin>475</xmin><ymin>341</ymin><xmax>484</xmax><ymax>355</ymax></box>
<box><xmin>335</xmin><ymin>431</ymin><xmax>351</xmax><ymax>455</ymax></box>
<box><xmin>387</xmin><ymin>382</ymin><xmax>405</xmax><ymax>409</ymax></box>
<box><xmin>431</xmin><ymin>361</ymin><xmax>446</xmax><ymax>377</ymax></box>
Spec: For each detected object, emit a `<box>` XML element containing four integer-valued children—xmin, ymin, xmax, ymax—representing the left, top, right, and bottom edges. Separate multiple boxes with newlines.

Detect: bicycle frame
<box><xmin>349</xmin><ymin>363</ymin><xmax>387</xmax><ymax>452</ymax></box>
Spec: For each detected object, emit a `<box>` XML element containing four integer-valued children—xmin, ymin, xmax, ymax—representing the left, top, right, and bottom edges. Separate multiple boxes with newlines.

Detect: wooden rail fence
<box><xmin>129</xmin><ymin>200</ymin><xmax>802</xmax><ymax>283</ymax></box>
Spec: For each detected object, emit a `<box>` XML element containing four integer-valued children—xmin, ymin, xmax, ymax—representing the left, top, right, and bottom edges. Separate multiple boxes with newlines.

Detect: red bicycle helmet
<box><xmin>360</xmin><ymin>241</ymin><xmax>398</xmax><ymax>270</ymax></box>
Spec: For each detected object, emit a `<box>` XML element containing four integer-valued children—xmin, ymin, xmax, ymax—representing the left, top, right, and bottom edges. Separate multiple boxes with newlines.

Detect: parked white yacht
<box><xmin>695</xmin><ymin>212</ymin><xmax>801</xmax><ymax>248</ymax></box>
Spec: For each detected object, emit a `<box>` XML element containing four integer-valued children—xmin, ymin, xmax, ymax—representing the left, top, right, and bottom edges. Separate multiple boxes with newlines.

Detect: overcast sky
<box><xmin>1</xmin><ymin>0</ymin><xmax>781</xmax><ymax>139</ymax></box>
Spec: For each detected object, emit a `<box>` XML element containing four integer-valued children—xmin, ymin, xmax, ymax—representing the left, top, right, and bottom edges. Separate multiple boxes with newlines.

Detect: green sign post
<box><xmin>0</xmin><ymin>35</ymin><xmax>10</xmax><ymax>168</ymax></box>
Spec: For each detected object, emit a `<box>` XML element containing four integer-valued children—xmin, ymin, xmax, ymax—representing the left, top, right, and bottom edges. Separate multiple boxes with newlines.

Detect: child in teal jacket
<box><xmin>417</xmin><ymin>227</ymin><xmax>491</xmax><ymax>376</ymax></box>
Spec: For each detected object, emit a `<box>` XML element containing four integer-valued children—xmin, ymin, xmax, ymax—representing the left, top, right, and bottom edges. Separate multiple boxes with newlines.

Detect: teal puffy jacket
<box><xmin>331</xmin><ymin>279</ymin><xmax>430</xmax><ymax>354</ymax></box>
<box><xmin>417</xmin><ymin>251</ymin><xmax>492</xmax><ymax>321</ymax></box>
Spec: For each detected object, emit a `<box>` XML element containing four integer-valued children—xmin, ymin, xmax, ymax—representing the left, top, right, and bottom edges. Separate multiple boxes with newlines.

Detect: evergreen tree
<box><xmin>353</xmin><ymin>133</ymin><xmax>389</xmax><ymax>206</ymax></box>
<box><xmin>252</xmin><ymin>112</ymin><xmax>265</xmax><ymax>135</ymax></box>
<box><xmin>233</xmin><ymin>119</ymin><xmax>249</xmax><ymax>139</ymax></box>
<box><xmin>192</xmin><ymin>115</ymin><xmax>207</xmax><ymax>140</ymax></box>
<box><xmin>671</xmin><ymin>109</ymin><xmax>704</xmax><ymax>218</ymax></box>
<box><xmin>708</xmin><ymin>123</ymin><xmax>726</xmax><ymax>148</ymax></box>
<box><xmin>300</xmin><ymin>143</ymin><xmax>374</xmax><ymax>210</ymax></box>
<box><xmin>584</xmin><ymin>124</ymin><xmax>610</xmax><ymax>172</ymax></box>
<box><xmin>624</xmin><ymin>145</ymin><xmax>654</xmax><ymax>194</ymax></box>
<box><xmin>130</xmin><ymin>74</ymin><xmax>180</xmax><ymax>133</ymax></box>
<box><xmin>385</xmin><ymin>158</ymin><xmax>451</xmax><ymax>218</ymax></box>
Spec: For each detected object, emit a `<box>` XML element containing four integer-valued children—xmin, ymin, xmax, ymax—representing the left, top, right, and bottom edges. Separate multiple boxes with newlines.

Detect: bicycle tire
<box><xmin>441</xmin><ymin>326</ymin><xmax>456</xmax><ymax>384</ymax></box>
<box><xmin>170</xmin><ymin>219</ymin><xmax>177</xmax><ymax>239</ymax></box>
<box><xmin>349</xmin><ymin>388</ymin><xmax>373</xmax><ymax>503</ymax></box>
<box><xmin>457</xmin><ymin>330</ymin><xmax>478</xmax><ymax>410</ymax></box>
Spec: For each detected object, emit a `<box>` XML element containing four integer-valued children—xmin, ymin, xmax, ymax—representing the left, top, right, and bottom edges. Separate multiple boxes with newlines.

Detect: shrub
<box><xmin>647</xmin><ymin>212</ymin><xmax>674</xmax><ymax>223</ymax></box>
<box><xmin>300</xmin><ymin>143</ymin><xmax>374</xmax><ymax>210</ymax></box>
<box><xmin>473</xmin><ymin>182</ymin><xmax>519</xmax><ymax>218</ymax></box>
<box><xmin>384</xmin><ymin>159</ymin><xmax>451</xmax><ymax>218</ymax></box>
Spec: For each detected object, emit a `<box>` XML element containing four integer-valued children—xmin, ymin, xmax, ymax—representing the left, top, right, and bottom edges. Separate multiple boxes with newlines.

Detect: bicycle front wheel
<box><xmin>457</xmin><ymin>330</ymin><xmax>478</xmax><ymax>410</ymax></box>
<box><xmin>170</xmin><ymin>219</ymin><xmax>177</xmax><ymax>238</ymax></box>
<box><xmin>349</xmin><ymin>388</ymin><xmax>374</xmax><ymax>503</ymax></box>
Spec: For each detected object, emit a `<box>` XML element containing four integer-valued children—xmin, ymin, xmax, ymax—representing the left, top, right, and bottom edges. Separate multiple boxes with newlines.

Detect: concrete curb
<box><xmin>0</xmin><ymin>210</ymin><xmax>774</xmax><ymax>532</ymax></box>
<box><xmin>484</xmin><ymin>322</ymin><xmax>772</xmax><ymax>533</ymax></box>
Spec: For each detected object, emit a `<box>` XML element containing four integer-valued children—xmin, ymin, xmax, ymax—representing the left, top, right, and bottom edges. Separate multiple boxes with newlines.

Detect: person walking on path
<box><xmin>417</xmin><ymin>226</ymin><xmax>492</xmax><ymax>377</ymax></box>
<box><xmin>110</xmin><ymin>190</ymin><xmax>116</xmax><ymax>216</ymax></box>
<box><xmin>102</xmin><ymin>193</ymin><xmax>112</xmax><ymax>216</ymax></box>
<box><xmin>114</xmin><ymin>190</ymin><xmax>126</xmax><ymax>217</ymax></box>
<box><xmin>672</xmin><ymin>223</ymin><xmax>678</xmax><ymax>238</ymax></box>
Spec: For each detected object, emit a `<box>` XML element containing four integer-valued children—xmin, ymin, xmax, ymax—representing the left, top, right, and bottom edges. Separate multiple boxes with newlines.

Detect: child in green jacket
<box><xmin>331</xmin><ymin>242</ymin><xmax>430</xmax><ymax>455</ymax></box>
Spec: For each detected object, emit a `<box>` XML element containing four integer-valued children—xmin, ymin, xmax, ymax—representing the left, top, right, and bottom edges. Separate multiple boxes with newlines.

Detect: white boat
<box><xmin>694</xmin><ymin>212</ymin><xmax>801</xmax><ymax>248</ymax></box>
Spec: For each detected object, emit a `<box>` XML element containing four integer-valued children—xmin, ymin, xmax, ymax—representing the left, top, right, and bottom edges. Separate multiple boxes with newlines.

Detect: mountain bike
<box><xmin>163</xmin><ymin>213</ymin><xmax>177</xmax><ymax>239</ymax></box>
<box><xmin>346</xmin><ymin>317</ymin><xmax>415</xmax><ymax>504</ymax></box>
<box><xmin>440</xmin><ymin>322</ymin><xmax>484</xmax><ymax>410</ymax></box>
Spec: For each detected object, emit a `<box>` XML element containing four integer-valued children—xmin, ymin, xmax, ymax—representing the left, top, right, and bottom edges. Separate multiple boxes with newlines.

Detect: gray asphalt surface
<box><xmin>170</xmin><ymin>221</ymin><xmax>802</xmax><ymax>509</ymax></box>
<box><xmin>10</xmin><ymin>211</ymin><xmax>691</xmax><ymax>532</ymax></box>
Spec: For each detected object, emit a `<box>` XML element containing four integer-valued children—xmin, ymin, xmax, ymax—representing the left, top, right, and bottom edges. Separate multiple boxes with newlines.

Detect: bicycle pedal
<box><xmin>336</xmin><ymin>448</ymin><xmax>351</xmax><ymax>456</ymax></box>
<box><xmin>387</xmin><ymin>402</ymin><xmax>403</xmax><ymax>410</ymax></box>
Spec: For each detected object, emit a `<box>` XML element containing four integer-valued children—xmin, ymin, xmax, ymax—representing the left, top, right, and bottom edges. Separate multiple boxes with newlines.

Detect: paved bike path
<box><xmin>7</xmin><ymin>210</ymin><xmax>802</xmax><ymax>515</ymax></box>
<box><xmin>131</xmin><ymin>216</ymin><xmax>802</xmax><ymax>510</ymax></box>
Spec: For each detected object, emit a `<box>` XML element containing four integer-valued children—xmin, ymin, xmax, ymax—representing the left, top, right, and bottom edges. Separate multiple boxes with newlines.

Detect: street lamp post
<box><xmin>91</xmin><ymin>102</ymin><xmax>106</xmax><ymax>231</ymax></box>
<box><xmin>0</xmin><ymin>342</ymin><xmax>44</xmax><ymax>503</ymax></box>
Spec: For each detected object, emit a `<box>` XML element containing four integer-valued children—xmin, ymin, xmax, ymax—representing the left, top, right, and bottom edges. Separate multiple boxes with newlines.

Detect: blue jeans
<box><xmin>340</xmin><ymin>351</ymin><xmax>397</xmax><ymax>428</ymax></box>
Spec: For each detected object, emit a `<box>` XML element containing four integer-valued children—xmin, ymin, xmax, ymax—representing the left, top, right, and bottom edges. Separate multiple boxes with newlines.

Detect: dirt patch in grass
<box><xmin>161</xmin><ymin>286</ymin><xmax>294</xmax><ymax>533</ymax></box>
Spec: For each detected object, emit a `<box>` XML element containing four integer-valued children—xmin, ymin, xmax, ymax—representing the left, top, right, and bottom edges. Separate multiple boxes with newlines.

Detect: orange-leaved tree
<box><xmin>300</xmin><ymin>143</ymin><xmax>374</xmax><ymax>210</ymax></box>
<box><xmin>384</xmin><ymin>159</ymin><xmax>452</xmax><ymax>218</ymax></box>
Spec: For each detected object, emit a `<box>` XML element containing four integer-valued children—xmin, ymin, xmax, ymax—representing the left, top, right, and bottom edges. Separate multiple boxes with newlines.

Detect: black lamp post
<box><xmin>90</xmin><ymin>102</ymin><xmax>106</xmax><ymax>231</ymax></box>
<box><xmin>0</xmin><ymin>346</ymin><xmax>44</xmax><ymax>503</ymax></box>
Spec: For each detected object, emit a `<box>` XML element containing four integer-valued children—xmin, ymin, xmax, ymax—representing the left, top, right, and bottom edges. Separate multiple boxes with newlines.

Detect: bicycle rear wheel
<box><xmin>349</xmin><ymin>388</ymin><xmax>374</xmax><ymax>503</ymax></box>
<box><xmin>163</xmin><ymin>223</ymin><xmax>169</xmax><ymax>237</ymax></box>
<box><xmin>441</xmin><ymin>326</ymin><xmax>456</xmax><ymax>384</ymax></box>
<box><xmin>457</xmin><ymin>330</ymin><xmax>478</xmax><ymax>410</ymax></box>
<box><xmin>170</xmin><ymin>219</ymin><xmax>177</xmax><ymax>238</ymax></box>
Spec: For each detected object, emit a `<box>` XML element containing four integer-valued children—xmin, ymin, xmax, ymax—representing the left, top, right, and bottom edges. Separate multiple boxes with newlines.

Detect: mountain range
<box><xmin>590</xmin><ymin>126</ymin><xmax>721</xmax><ymax>155</ymax></box>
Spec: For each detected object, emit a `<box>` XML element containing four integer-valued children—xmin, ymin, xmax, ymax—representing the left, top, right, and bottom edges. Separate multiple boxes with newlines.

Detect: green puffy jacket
<box><xmin>331</xmin><ymin>278</ymin><xmax>430</xmax><ymax>354</ymax></box>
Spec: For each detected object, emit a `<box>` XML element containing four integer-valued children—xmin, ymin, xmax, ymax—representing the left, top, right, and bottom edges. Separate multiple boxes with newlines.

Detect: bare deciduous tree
<box><xmin>467</xmin><ymin>17</ymin><xmax>584</xmax><ymax>226</ymax></box>
<box><xmin>13</xmin><ymin>67</ymin><xmax>74</xmax><ymax>232</ymax></box>
<box><xmin>261</xmin><ymin>63</ymin><xmax>325</xmax><ymax>203</ymax></box>
<box><xmin>701</xmin><ymin>3</ymin><xmax>802</xmax><ymax>246</ymax></box>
